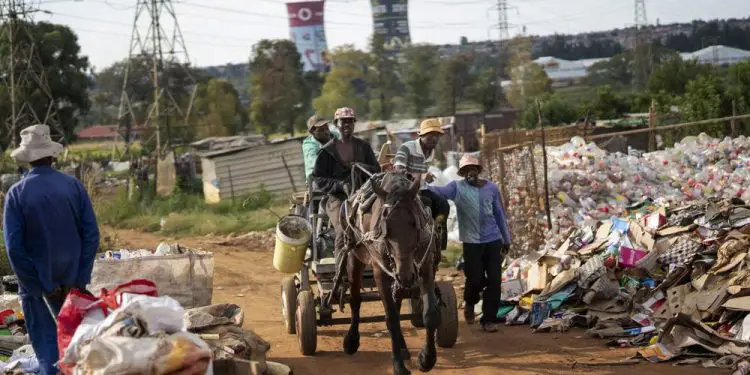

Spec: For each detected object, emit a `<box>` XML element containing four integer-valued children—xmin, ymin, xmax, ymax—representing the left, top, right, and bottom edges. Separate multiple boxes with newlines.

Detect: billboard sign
<box><xmin>371</xmin><ymin>0</ymin><xmax>411</xmax><ymax>54</ymax></box>
<box><xmin>287</xmin><ymin>1</ymin><xmax>330</xmax><ymax>72</ymax></box>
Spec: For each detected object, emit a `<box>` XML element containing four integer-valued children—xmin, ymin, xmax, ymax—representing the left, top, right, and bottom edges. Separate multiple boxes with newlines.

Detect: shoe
<box><xmin>464</xmin><ymin>307</ymin><xmax>475</xmax><ymax>325</ymax></box>
<box><xmin>480</xmin><ymin>323</ymin><xmax>499</xmax><ymax>333</ymax></box>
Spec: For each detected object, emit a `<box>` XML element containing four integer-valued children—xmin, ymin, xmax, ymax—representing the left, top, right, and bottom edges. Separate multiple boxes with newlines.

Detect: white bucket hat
<box><xmin>10</xmin><ymin>125</ymin><xmax>63</xmax><ymax>163</ymax></box>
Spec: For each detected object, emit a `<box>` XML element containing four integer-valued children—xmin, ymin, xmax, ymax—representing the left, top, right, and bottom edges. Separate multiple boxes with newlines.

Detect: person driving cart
<box><xmin>311</xmin><ymin>107</ymin><xmax>380</xmax><ymax>266</ymax></box>
<box><xmin>392</xmin><ymin>118</ymin><xmax>450</xmax><ymax>251</ymax></box>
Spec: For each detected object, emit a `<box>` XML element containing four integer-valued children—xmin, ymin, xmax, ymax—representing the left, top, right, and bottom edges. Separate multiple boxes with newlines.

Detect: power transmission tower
<box><xmin>633</xmin><ymin>0</ymin><xmax>652</xmax><ymax>89</ymax></box>
<box><xmin>117</xmin><ymin>0</ymin><xmax>197</xmax><ymax>156</ymax></box>
<box><xmin>494</xmin><ymin>0</ymin><xmax>510</xmax><ymax>109</ymax></box>
<box><xmin>497</xmin><ymin>0</ymin><xmax>510</xmax><ymax>41</ymax></box>
<box><xmin>0</xmin><ymin>0</ymin><xmax>62</xmax><ymax>147</ymax></box>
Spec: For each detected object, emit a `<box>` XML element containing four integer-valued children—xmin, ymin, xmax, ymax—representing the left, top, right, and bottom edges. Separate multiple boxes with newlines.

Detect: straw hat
<box><xmin>10</xmin><ymin>125</ymin><xmax>63</xmax><ymax>163</ymax></box>
<box><xmin>458</xmin><ymin>154</ymin><xmax>482</xmax><ymax>176</ymax></box>
<box><xmin>418</xmin><ymin>118</ymin><xmax>445</xmax><ymax>136</ymax></box>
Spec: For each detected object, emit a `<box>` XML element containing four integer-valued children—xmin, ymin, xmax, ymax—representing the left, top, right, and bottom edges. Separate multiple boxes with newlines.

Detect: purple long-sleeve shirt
<box><xmin>429</xmin><ymin>179</ymin><xmax>511</xmax><ymax>245</ymax></box>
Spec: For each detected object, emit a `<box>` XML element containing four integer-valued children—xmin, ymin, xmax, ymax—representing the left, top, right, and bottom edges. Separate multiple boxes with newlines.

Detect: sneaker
<box><xmin>481</xmin><ymin>323</ymin><xmax>499</xmax><ymax>333</ymax></box>
<box><xmin>464</xmin><ymin>307</ymin><xmax>476</xmax><ymax>325</ymax></box>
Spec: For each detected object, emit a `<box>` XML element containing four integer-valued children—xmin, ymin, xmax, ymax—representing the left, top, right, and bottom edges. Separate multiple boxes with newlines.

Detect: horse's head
<box><xmin>372</xmin><ymin>172</ymin><xmax>422</xmax><ymax>289</ymax></box>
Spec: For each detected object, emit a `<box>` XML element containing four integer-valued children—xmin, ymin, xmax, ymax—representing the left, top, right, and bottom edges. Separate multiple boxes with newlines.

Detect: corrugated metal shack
<box><xmin>199</xmin><ymin>138</ymin><xmax>305</xmax><ymax>203</ymax></box>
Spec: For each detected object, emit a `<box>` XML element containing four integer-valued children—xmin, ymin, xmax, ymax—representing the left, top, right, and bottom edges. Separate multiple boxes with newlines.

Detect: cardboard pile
<box><xmin>500</xmin><ymin>198</ymin><xmax>750</xmax><ymax>372</ymax></box>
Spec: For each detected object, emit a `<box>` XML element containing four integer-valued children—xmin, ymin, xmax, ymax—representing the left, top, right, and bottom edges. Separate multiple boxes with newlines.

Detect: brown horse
<box><xmin>343</xmin><ymin>172</ymin><xmax>439</xmax><ymax>375</ymax></box>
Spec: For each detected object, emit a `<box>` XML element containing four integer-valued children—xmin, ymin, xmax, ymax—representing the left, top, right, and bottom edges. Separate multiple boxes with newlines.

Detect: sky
<box><xmin>32</xmin><ymin>0</ymin><xmax>750</xmax><ymax>70</ymax></box>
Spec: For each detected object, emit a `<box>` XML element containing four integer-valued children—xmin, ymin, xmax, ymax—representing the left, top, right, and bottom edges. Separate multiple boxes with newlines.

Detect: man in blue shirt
<box><xmin>429</xmin><ymin>154</ymin><xmax>511</xmax><ymax>333</ymax></box>
<box><xmin>4</xmin><ymin>125</ymin><xmax>100</xmax><ymax>374</ymax></box>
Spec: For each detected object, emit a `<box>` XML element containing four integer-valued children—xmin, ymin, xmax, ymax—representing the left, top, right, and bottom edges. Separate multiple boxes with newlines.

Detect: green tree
<box><xmin>0</xmin><ymin>21</ymin><xmax>91</xmax><ymax>146</ymax></box>
<box><xmin>193</xmin><ymin>78</ymin><xmax>247</xmax><ymax>139</ymax></box>
<box><xmin>401</xmin><ymin>44</ymin><xmax>439</xmax><ymax>117</ymax></box>
<box><xmin>647</xmin><ymin>54</ymin><xmax>712</xmax><ymax>96</ymax></box>
<box><xmin>249</xmin><ymin>39</ymin><xmax>305</xmax><ymax>136</ymax></box>
<box><xmin>585</xmin><ymin>52</ymin><xmax>633</xmax><ymax>87</ymax></box>
<box><xmin>433</xmin><ymin>53</ymin><xmax>472</xmax><ymax>115</ymax></box>
<box><xmin>591</xmin><ymin>85</ymin><xmax>628</xmax><ymax>120</ymax></box>
<box><xmin>517</xmin><ymin>94</ymin><xmax>580</xmax><ymax>129</ymax></box>
<box><xmin>467</xmin><ymin>66</ymin><xmax>503</xmax><ymax>113</ymax></box>
<box><xmin>368</xmin><ymin>34</ymin><xmax>401</xmax><ymax>120</ymax></box>
<box><xmin>726</xmin><ymin>61</ymin><xmax>750</xmax><ymax>121</ymax></box>
<box><xmin>682</xmin><ymin>75</ymin><xmax>722</xmax><ymax>122</ymax></box>
<box><xmin>312</xmin><ymin>45</ymin><xmax>370</xmax><ymax>119</ymax></box>
<box><xmin>506</xmin><ymin>37</ymin><xmax>551</xmax><ymax>110</ymax></box>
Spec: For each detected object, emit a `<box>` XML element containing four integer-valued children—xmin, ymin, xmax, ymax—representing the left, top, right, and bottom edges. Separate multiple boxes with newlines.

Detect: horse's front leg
<box><xmin>344</xmin><ymin>251</ymin><xmax>365</xmax><ymax>355</ymax></box>
<box><xmin>374</xmin><ymin>267</ymin><xmax>411</xmax><ymax>375</ymax></box>
<box><xmin>418</xmin><ymin>257</ymin><xmax>439</xmax><ymax>372</ymax></box>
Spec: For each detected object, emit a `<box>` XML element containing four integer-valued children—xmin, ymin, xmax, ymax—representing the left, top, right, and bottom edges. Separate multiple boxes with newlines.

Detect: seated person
<box><xmin>392</xmin><ymin>118</ymin><xmax>450</xmax><ymax>251</ymax></box>
<box><xmin>302</xmin><ymin>115</ymin><xmax>339</xmax><ymax>184</ymax></box>
<box><xmin>312</xmin><ymin>107</ymin><xmax>381</xmax><ymax>265</ymax></box>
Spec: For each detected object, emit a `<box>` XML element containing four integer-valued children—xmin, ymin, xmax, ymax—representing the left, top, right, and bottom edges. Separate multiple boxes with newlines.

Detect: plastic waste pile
<box><xmin>520</xmin><ymin>134</ymin><xmax>750</xmax><ymax>255</ymax></box>
<box><xmin>58</xmin><ymin>279</ymin><xmax>274</xmax><ymax>375</ymax></box>
<box><xmin>499</xmin><ymin>197</ymin><xmax>750</xmax><ymax>372</ymax></box>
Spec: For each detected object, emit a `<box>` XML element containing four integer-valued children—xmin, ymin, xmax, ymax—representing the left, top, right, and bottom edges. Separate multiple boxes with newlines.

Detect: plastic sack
<box><xmin>73</xmin><ymin>332</ymin><xmax>213</xmax><ymax>375</ymax></box>
<box><xmin>57</xmin><ymin>279</ymin><xmax>158</xmax><ymax>374</ymax></box>
<box><xmin>62</xmin><ymin>294</ymin><xmax>186</xmax><ymax>369</ymax></box>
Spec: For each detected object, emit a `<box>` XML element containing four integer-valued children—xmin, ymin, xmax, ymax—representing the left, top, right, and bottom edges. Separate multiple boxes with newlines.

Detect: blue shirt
<box><xmin>302</xmin><ymin>126</ymin><xmax>341</xmax><ymax>183</ymax></box>
<box><xmin>429</xmin><ymin>179</ymin><xmax>511</xmax><ymax>245</ymax></box>
<box><xmin>3</xmin><ymin>166</ymin><xmax>100</xmax><ymax>297</ymax></box>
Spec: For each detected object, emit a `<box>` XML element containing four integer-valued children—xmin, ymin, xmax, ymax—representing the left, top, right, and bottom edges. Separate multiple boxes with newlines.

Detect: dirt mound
<box><xmin>204</xmin><ymin>230</ymin><xmax>276</xmax><ymax>250</ymax></box>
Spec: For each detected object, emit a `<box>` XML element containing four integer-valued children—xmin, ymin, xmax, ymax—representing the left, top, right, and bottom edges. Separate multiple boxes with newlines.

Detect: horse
<box><xmin>342</xmin><ymin>172</ymin><xmax>440</xmax><ymax>375</ymax></box>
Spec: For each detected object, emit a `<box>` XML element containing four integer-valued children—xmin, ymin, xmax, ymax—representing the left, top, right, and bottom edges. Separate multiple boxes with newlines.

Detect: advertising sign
<box><xmin>371</xmin><ymin>0</ymin><xmax>411</xmax><ymax>54</ymax></box>
<box><xmin>287</xmin><ymin>1</ymin><xmax>330</xmax><ymax>72</ymax></box>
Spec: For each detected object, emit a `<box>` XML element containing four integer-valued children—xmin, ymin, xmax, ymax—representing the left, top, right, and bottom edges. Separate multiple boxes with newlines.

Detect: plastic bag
<box><xmin>57</xmin><ymin>279</ymin><xmax>158</xmax><ymax>374</ymax></box>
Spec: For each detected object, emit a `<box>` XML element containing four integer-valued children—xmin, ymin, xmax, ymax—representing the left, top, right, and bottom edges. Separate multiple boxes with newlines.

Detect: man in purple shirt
<box><xmin>428</xmin><ymin>154</ymin><xmax>511</xmax><ymax>333</ymax></box>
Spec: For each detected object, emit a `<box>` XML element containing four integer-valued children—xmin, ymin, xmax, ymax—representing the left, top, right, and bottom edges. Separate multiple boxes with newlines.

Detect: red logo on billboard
<box><xmin>287</xmin><ymin>1</ymin><xmax>325</xmax><ymax>27</ymax></box>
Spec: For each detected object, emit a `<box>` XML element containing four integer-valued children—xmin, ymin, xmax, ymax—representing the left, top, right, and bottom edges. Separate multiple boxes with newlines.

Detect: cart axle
<box><xmin>319</xmin><ymin>313</ymin><xmax>417</xmax><ymax>326</ymax></box>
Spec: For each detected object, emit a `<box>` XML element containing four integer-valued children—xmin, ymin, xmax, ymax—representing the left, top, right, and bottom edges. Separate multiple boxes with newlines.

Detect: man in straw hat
<box><xmin>428</xmin><ymin>153</ymin><xmax>511</xmax><ymax>333</ymax></box>
<box><xmin>393</xmin><ymin>118</ymin><xmax>450</xmax><ymax>251</ymax></box>
<box><xmin>3</xmin><ymin>125</ymin><xmax>100</xmax><ymax>374</ymax></box>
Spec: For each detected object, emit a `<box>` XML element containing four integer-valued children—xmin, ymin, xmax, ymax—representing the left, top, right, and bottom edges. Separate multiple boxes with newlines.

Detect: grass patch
<box><xmin>440</xmin><ymin>242</ymin><xmax>462</xmax><ymax>269</ymax></box>
<box><xmin>94</xmin><ymin>186</ymin><xmax>285</xmax><ymax>237</ymax></box>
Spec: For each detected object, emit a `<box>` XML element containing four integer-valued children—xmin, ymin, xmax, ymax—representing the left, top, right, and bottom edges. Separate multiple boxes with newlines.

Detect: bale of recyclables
<box><xmin>89</xmin><ymin>243</ymin><xmax>214</xmax><ymax>309</ymax></box>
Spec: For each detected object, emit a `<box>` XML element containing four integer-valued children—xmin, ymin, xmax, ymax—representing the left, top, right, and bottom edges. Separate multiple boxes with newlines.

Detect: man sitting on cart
<box><xmin>302</xmin><ymin>114</ymin><xmax>339</xmax><ymax>184</ymax></box>
<box><xmin>311</xmin><ymin>107</ymin><xmax>380</xmax><ymax>266</ymax></box>
<box><xmin>392</xmin><ymin>118</ymin><xmax>450</xmax><ymax>252</ymax></box>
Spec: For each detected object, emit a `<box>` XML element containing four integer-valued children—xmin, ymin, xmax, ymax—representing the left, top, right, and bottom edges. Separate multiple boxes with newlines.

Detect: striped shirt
<box><xmin>393</xmin><ymin>140</ymin><xmax>435</xmax><ymax>189</ymax></box>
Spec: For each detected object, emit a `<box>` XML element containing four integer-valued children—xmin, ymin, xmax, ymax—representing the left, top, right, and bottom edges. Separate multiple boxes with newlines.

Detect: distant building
<box><xmin>76</xmin><ymin>125</ymin><xmax>141</xmax><ymax>142</ymax></box>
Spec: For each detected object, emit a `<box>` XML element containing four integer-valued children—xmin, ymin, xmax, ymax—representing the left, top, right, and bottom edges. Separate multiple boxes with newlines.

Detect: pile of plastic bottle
<box><xmin>537</xmin><ymin>133</ymin><xmax>750</xmax><ymax>252</ymax></box>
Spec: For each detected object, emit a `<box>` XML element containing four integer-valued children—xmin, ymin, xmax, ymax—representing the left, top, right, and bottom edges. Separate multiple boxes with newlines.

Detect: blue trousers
<box><xmin>21</xmin><ymin>295</ymin><xmax>61</xmax><ymax>375</ymax></box>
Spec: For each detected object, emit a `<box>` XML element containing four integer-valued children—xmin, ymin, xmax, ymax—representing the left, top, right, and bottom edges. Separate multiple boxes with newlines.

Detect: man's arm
<box><xmin>492</xmin><ymin>186</ymin><xmax>512</xmax><ymax>245</ymax></box>
<box><xmin>3</xmin><ymin>190</ymin><xmax>42</xmax><ymax>295</ymax></box>
<box><xmin>428</xmin><ymin>180</ymin><xmax>458</xmax><ymax>201</ymax></box>
<box><xmin>362</xmin><ymin>142</ymin><xmax>382</xmax><ymax>174</ymax></box>
<box><xmin>76</xmin><ymin>182</ymin><xmax>100</xmax><ymax>288</ymax></box>
<box><xmin>312</xmin><ymin>150</ymin><xmax>346</xmax><ymax>194</ymax></box>
<box><xmin>302</xmin><ymin>141</ymin><xmax>318</xmax><ymax>181</ymax></box>
<box><xmin>392</xmin><ymin>144</ymin><xmax>410</xmax><ymax>172</ymax></box>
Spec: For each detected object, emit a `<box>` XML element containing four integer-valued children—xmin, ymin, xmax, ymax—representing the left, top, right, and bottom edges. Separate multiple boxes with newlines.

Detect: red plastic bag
<box><xmin>56</xmin><ymin>279</ymin><xmax>158</xmax><ymax>374</ymax></box>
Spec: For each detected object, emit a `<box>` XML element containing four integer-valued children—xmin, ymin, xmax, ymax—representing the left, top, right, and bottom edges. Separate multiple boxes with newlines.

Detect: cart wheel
<box><xmin>296</xmin><ymin>290</ymin><xmax>317</xmax><ymax>356</ymax></box>
<box><xmin>436</xmin><ymin>281</ymin><xmax>458</xmax><ymax>348</ymax></box>
<box><xmin>281</xmin><ymin>276</ymin><xmax>297</xmax><ymax>335</ymax></box>
<box><xmin>409</xmin><ymin>297</ymin><xmax>424</xmax><ymax>328</ymax></box>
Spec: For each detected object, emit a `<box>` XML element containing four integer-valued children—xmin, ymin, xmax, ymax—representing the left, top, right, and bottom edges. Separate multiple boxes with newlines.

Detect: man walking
<box><xmin>428</xmin><ymin>154</ymin><xmax>511</xmax><ymax>333</ymax></box>
<box><xmin>392</xmin><ymin>118</ymin><xmax>450</xmax><ymax>251</ymax></box>
<box><xmin>4</xmin><ymin>125</ymin><xmax>100</xmax><ymax>374</ymax></box>
<box><xmin>302</xmin><ymin>115</ymin><xmax>339</xmax><ymax>183</ymax></box>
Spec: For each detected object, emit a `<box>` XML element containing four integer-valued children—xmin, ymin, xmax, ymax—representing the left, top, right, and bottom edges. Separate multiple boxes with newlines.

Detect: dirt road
<box><xmin>114</xmin><ymin>229</ymin><xmax>716</xmax><ymax>375</ymax></box>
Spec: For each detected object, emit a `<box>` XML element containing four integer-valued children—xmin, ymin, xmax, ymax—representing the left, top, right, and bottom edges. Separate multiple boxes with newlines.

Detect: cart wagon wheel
<box><xmin>409</xmin><ymin>297</ymin><xmax>424</xmax><ymax>328</ymax></box>
<box><xmin>436</xmin><ymin>281</ymin><xmax>459</xmax><ymax>348</ymax></box>
<box><xmin>281</xmin><ymin>276</ymin><xmax>297</xmax><ymax>334</ymax></box>
<box><xmin>296</xmin><ymin>290</ymin><xmax>317</xmax><ymax>356</ymax></box>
